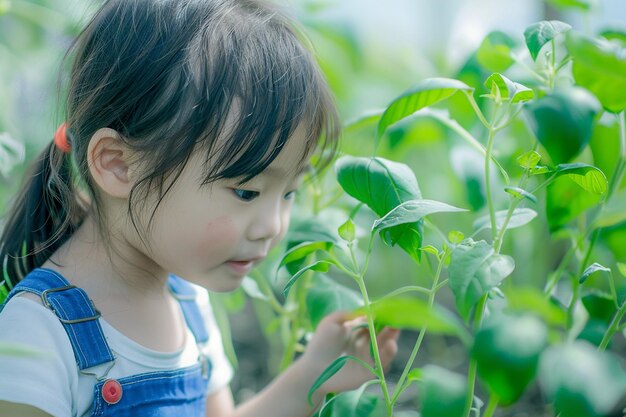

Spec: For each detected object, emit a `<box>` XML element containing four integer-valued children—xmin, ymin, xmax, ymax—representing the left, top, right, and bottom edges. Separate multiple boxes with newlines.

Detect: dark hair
<box><xmin>0</xmin><ymin>0</ymin><xmax>340</xmax><ymax>287</ymax></box>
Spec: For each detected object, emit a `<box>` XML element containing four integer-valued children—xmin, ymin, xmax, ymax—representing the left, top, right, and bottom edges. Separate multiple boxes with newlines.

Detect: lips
<box><xmin>226</xmin><ymin>256</ymin><xmax>265</xmax><ymax>275</ymax></box>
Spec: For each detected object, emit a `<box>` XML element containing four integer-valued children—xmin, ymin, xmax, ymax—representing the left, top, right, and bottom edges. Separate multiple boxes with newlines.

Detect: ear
<box><xmin>87</xmin><ymin>128</ymin><xmax>136</xmax><ymax>199</ymax></box>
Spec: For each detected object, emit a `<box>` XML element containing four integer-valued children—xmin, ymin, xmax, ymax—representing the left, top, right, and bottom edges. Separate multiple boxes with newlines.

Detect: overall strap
<box><xmin>167</xmin><ymin>275</ymin><xmax>209</xmax><ymax>344</ymax></box>
<box><xmin>1</xmin><ymin>268</ymin><xmax>115</xmax><ymax>370</ymax></box>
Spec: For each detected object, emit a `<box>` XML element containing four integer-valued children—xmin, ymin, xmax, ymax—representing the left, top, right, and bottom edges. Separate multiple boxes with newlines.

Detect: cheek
<box><xmin>195</xmin><ymin>216</ymin><xmax>239</xmax><ymax>258</ymax></box>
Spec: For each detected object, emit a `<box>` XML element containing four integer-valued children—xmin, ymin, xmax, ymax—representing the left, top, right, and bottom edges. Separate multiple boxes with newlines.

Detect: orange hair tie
<box><xmin>54</xmin><ymin>123</ymin><xmax>71</xmax><ymax>153</ymax></box>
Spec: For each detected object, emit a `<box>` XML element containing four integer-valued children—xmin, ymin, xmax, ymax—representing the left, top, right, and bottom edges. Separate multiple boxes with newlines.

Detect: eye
<box><xmin>284</xmin><ymin>190</ymin><xmax>298</xmax><ymax>200</ymax></box>
<box><xmin>232</xmin><ymin>189</ymin><xmax>259</xmax><ymax>202</ymax></box>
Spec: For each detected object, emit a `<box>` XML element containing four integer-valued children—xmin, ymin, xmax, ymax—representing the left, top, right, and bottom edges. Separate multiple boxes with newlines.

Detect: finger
<box><xmin>344</xmin><ymin>315</ymin><xmax>367</xmax><ymax>329</ymax></box>
<box><xmin>378</xmin><ymin>328</ymin><xmax>400</xmax><ymax>368</ymax></box>
<box><xmin>377</xmin><ymin>327</ymin><xmax>401</xmax><ymax>343</ymax></box>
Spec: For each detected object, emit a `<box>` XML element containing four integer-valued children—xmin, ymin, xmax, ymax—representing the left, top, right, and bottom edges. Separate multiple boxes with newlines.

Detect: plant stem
<box><xmin>565</xmin><ymin>229</ymin><xmax>600</xmax><ymax>331</ymax></box>
<box><xmin>482</xmin><ymin>393</ymin><xmax>499</xmax><ymax>417</ymax></box>
<box><xmin>390</xmin><ymin>250</ymin><xmax>448</xmax><ymax>405</ymax></box>
<box><xmin>426</xmin><ymin>109</ymin><xmax>510</xmax><ymax>185</ymax></box>
<box><xmin>599</xmin><ymin>300</ymin><xmax>626</xmax><ymax>351</ymax></box>
<box><xmin>510</xmin><ymin>52</ymin><xmax>549</xmax><ymax>84</ymax></box>
<box><xmin>376</xmin><ymin>285</ymin><xmax>432</xmax><ymax>300</ymax></box>
<box><xmin>463</xmin><ymin>91</ymin><xmax>491</xmax><ymax>129</ymax></box>
<box><xmin>462</xmin><ymin>294</ymin><xmax>489</xmax><ymax>417</ymax></box>
<box><xmin>250</xmin><ymin>270</ymin><xmax>286</xmax><ymax>315</ymax></box>
<box><xmin>493</xmin><ymin>198</ymin><xmax>520</xmax><ymax>254</ymax></box>
<box><xmin>355</xmin><ymin>277</ymin><xmax>392</xmax><ymax>416</ymax></box>
<box><xmin>607</xmin><ymin>111</ymin><xmax>626</xmax><ymax>202</ymax></box>
<box><xmin>484</xmin><ymin>127</ymin><xmax>498</xmax><ymax>242</ymax></box>
<box><xmin>544</xmin><ymin>239</ymin><xmax>577</xmax><ymax>296</ymax></box>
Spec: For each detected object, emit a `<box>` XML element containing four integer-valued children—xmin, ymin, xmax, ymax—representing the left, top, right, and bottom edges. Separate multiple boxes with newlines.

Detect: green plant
<box><xmin>238</xmin><ymin>13</ymin><xmax>626</xmax><ymax>417</ymax></box>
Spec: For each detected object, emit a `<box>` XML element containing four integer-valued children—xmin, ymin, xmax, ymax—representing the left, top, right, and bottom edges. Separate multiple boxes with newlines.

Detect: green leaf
<box><xmin>279</xmin><ymin>241</ymin><xmax>335</xmax><ymax>268</ymax></box>
<box><xmin>505</xmin><ymin>287</ymin><xmax>567</xmax><ymax>326</ymax></box>
<box><xmin>546</xmin><ymin>174</ymin><xmax>603</xmax><ymax>231</ymax></box>
<box><xmin>524</xmin><ymin>20</ymin><xmax>572</xmax><ymax>61</ymax></box>
<box><xmin>577</xmin><ymin>319</ymin><xmax>610</xmax><ymax>347</ymax></box>
<box><xmin>338</xmin><ymin>218</ymin><xmax>356</xmax><ymax>243</ymax></box>
<box><xmin>343</xmin><ymin>109</ymin><xmax>383</xmax><ymax>132</ymax></box>
<box><xmin>448</xmin><ymin>240</ymin><xmax>515</xmax><ymax>321</ymax></box>
<box><xmin>618</xmin><ymin>263</ymin><xmax>626</xmax><ymax>277</ymax></box>
<box><xmin>448</xmin><ymin>230</ymin><xmax>465</xmax><ymax>245</ymax></box>
<box><xmin>308</xmin><ymin>356</ymin><xmax>374</xmax><ymax>406</ymax></box>
<box><xmin>306</xmin><ymin>275</ymin><xmax>363</xmax><ymax>328</ymax></box>
<box><xmin>407</xmin><ymin>368</ymin><xmax>422</xmax><ymax>382</ymax></box>
<box><xmin>554</xmin><ymin>163</ymin><xmax>608</xmax><ymax>195</ymax></box>
<box><xmin>322</xmin><ymin>383</ymin><xmax>379</xmax><ymax>417</ymax></box>
<box><xmin>472</xmin><ymin>314</ymin><xmax>548</xmax><ymax>405</ymax></box>
<box><xmin>476</xmin><ymin>31</ymin><xmax>516</xmax><ymax>72</ymax></box>
<box><xmin>516</xmin><ymin>150</ymin><xmax>542</xmax><ymax>170</ymax></box>
<box><xmin>377</xmin><ymin>78</ymin><xmax>472</xmax><ymax>140</ymax></box>
<box><xmin>335</xmin><ymin>156</ymin><xmax>424</xmax><ymax>261</ymax></box>
<box><xmin>539</xmin><ymin>342</ymin><xmax>626</xmax><ymax>417</ymax></box>
<box><xmin>241</xmin><ymin>277</ymin><xmax>268</xmax><ymax>301</ymax></box>
<box><xmin>473</xmin><ymin>208</ymin><xmax>538</xmax><ymax>232</ymax></box>
<box><xmin>484</xmin><ymin>73</ymin><xmax>534</xmax><ymax>103</ymax></box>
<box><xmin>0</xmin><ymin>281</ymin><xmax>8</xmax><ymax>305</ymax></box>
<box><xmin>504</xmin><ymin>186</ymin><xmax>538</xmax><ymax>204</ymax></box>
<box><xmin>419</xmin><ymin>365</ymin><xmax>467</xmax><ymax>417</ymax></box>
<box><xmin>589</xmin><ymin>116</ymin><xmax>626</xmax><ymax>196</ymax></box>
<box><xmin>526</xmin><ymin>87</ymin><xmax>602</xmax><ymax>164</ymax></box>
<box><xmin>283</xmin><ymin>261</ymin><xmax>333</xmax><ymax>297</ymax></box>
<box><xmin>545</xmin><ymin>0</ymin><xmax>592</xmax><ymax>10</ymax></box>
<box><xmin>530</xmin><ymin>165</ymin><xmax>552</xmax><ymax>175</ymax></box>
<box><xmin>579</xmin><ymin>263</ymin><xmax>611</xmax><ymax>284</ymax></box>
<box><xmin>372</xmin><ymin>199</ymin><xmax>467</xmax><ymax>235</ymax></box>
<box><xmin>582</xmin><ymin>291</ymin><xmax>616</xmax><ymax>323</ymax></box>
<box><xmin>420</xmin><ymin>245</ymin><xmax>440</xmax><ymax>257</ymax></box>
<box><xmin>566</xmin><ymin>31</ymin><xmax>626</xmax><ymax>113</ymax></box>
<box><xmin>366</xmin><ymin>296</ymin><xmax>464</xmax><ymax>337</ymax></box>
<box><xmin>601</xmin><ymin>28</ymin><xmax>626</xmax><ymax>45</ymax></box>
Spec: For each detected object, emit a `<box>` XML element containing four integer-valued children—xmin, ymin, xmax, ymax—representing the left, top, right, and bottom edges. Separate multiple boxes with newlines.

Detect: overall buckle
<box><xmin>41</xmin><ymin>285</ymin><xmax>102</xmax><ymax>324</ymax></box>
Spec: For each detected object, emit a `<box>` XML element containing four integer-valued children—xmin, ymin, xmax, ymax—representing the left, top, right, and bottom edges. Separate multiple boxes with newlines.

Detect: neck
<box><xmin>43</xmin><ymin>215</ymin><xmax>170</xmax><ymax>305</ymax></box>
<box><xmin>42</xmin><ymin>215</ymin><xmax>188</xmax><ymax>353</ymax></box>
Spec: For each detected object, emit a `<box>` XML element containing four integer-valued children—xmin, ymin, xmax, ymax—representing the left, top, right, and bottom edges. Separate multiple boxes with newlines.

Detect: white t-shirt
<box><xmin>0</xmin><ymin>283</ymin><xmax>233</xmax><ymax>417</ymax></box>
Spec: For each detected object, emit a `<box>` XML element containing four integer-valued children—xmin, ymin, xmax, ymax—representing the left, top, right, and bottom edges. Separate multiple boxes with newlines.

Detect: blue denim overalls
<box><xmin>1</xmin><ymin>268</ymin><xmax>212</xmax><ymax>416</ymax></box>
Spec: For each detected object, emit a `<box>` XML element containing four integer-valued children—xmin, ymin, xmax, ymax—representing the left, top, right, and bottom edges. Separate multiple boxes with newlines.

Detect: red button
<box><xmin>102</xmin><ymin>379</ymin><xmax>123</xmax><ymax>405</ymax></box>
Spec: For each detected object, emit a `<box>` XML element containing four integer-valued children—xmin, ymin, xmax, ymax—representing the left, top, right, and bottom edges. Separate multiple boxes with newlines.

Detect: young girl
<box><xmin>0</xmin><ymin>0</ymin><xmax>399</xmax><ymax>416</ymax></box>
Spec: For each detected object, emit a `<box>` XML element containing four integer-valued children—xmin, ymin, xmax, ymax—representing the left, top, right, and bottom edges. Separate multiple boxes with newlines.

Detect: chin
<box><xmin>193</xmin><ymin>274</ymin><xmax>245</xmax><ymax>293</ymax></box>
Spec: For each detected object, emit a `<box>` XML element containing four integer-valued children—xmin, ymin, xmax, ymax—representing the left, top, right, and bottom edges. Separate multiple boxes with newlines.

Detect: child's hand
<box><xmin>301</xmin><ymin>311</ymin><xmax>400</xmax><ymax>400</ymax></box>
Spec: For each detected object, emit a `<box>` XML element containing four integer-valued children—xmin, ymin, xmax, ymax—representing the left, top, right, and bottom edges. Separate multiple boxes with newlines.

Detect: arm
<box><xmin>0</xmin><ymin>401</ymin><xmax>53</xmax><ymax>417</ymax></box>
<box><xmin>207</xmin><ymin>311</ymin><xmax>400</xmax><ymax>417</ymax></box>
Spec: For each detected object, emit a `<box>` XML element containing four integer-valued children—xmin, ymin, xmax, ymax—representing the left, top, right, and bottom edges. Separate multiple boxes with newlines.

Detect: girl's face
<box><xmin>132</xmin><ymin>126</ymin><xmax>310</xmax><ymax>292</ymax></box>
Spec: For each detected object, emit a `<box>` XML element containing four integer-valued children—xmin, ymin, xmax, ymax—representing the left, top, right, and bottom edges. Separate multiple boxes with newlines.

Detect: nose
<box><xmin>247</xmin><ymin>198</ymin><xmax>284</xmax><ymax>242</ymax></box>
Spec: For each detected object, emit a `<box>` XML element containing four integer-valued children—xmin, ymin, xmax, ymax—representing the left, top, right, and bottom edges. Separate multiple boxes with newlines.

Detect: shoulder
<box><xmin>0</xmin><ymin>296</ymin><xmax>78</xmax><ymax>416</ymax></box>
<box><xmin>0</xmin><ymin>294</ymin><xmax>72</xmax><ymax>346</ymax></box>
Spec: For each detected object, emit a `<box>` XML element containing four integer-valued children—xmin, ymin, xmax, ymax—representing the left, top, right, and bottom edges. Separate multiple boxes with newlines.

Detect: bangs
<box><xmin>186</xmin><ymin>1</ymin><xmax>340</xmax><ymax>184</ymax></box>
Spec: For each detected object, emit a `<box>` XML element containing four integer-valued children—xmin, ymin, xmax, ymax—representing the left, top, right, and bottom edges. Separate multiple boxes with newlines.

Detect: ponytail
<box><xmin>0</xmin><ymin>141</ymin><xmax>86</xmax><ymax>288</ymax></box>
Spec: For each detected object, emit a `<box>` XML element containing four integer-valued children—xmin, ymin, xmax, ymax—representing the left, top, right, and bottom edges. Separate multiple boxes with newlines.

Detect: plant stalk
<box><xmin>390</xmin><ymin>250</ymin><xmax>448</xmax><ymax>405</ymax></box>
<box><xmin>484</xmin><ymin>127</ymin><xmax>498</xmax><ymax>242</ymax></box>
<box><xmin>355</xmin><ymin>277</ymin><xmax>393</xmax><ymax>416</ymax></box>
<box><xmin>462</xmin><ymin>294</ymin><xmax>489</xmax><ymax>417</ymax></box>
<box><xmin>599</xmin><ymin>300</ymin><xmax>626</xmax><ymax>351</ymax></box>
<box><xmin>482</xmin><ymin>393</ymin><xmax>499</xmax><ymax>417</ymax></box>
